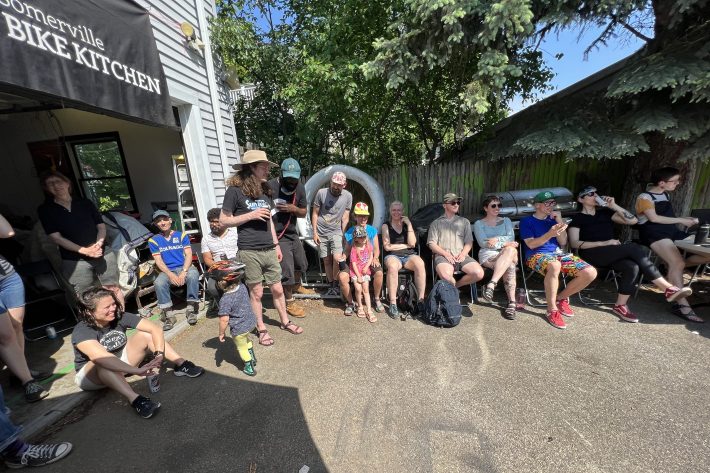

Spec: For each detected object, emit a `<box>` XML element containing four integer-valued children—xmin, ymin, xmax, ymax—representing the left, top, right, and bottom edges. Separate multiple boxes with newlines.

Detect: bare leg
<box><xmin>0</xmin><ymin>313</ymin><xmax>32</xmax><ymax>384</ymax></box>
<box><xmin>353</xmin><ymin>281</ymin><xmax>363</xmax><ymax>310</ymax></box>
<box><xmin>82</xmin><ymin>362</ymin><xmax>140</xmax><ymax>403</ymax></box>
<box><xmin>385</xmin><ymin>258</ymin><xmax>402</xmax><ymax>304</ymax></box>
<box><xmin>270</xmin><ymin>282</ymin><xmax>291</xmax><ymax>325</ymax></box>
<box><xmin>7</xmin><ymin>306</ymin><xmax>25</xmax><ymax>354</ymax></box>
<box><xmin>404</xmin><ymin>256</ymin><xmax>427</xmax><ymax>300</ymax></box>
<box><xmin>651</xmin><ymin>240</ymin><xmax>692</xmax><ymax>311</ymax></box>
<box><xmin>362</xmin><ymin>281</ymin><xmax>372</xmax><ymax>313</ymax></box>
<box><xmin>490</xmin><ymin>247</ymin><xmax>517</xmax><ymax>284</ymax></box>
<box><xmin>248</xmin><ymin>282</ymin><xmax>266</xmax><ymax>331</ymax></box>
<box><xmin>557</xmin><ymin>267</ymin><xmax>598</xmax><ymax>300</ymax></box>
<box><xmin>436</xmin><ymin>263</ymin><xmax>456</xmax><ymax>286</ymax></box>
<box><xmin>323</xmin><ymin>255</ymin><xmax>334</xmax><ymax>283</ymax></box>
<box><xmin>373</xmin><ymin>270</ymin><xmax>383</xmax><ymax>303</ymax></box>
<box><xmin>338</xmin><ymin>271</ymin><xmax>352</xmax><ymax>304</ymax></box>
<box><xmin>544</xmin><ymin>261</ymin><xmax>561</xmax><ymax>312</ymax></box>
<box><xmin>124</xmin><ymin>331</ymin><xmax>185</xmax><ymax>367</ymax></box>
<box><xmin>456</xmin><ymin>261</ymin><xmax>484</xmax><ymax>288</ymax></box>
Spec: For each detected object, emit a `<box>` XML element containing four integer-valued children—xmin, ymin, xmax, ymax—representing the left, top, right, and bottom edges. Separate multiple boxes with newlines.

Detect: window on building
<box><xmin>68</xmin><ymin>133</ymin><xmax>137</xmax><ymax>213</ymax></box>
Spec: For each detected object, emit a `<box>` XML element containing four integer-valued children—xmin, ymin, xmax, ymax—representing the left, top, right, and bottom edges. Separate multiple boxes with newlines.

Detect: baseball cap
<box><xmin>533</xmin><ymin>191</ymin><xmax>556</xmax><ymax>203</ymax></box>
<box><xmin>281</xmin><ymin>158</ymin><xmax>301</xmax><ymax>179</ymax></box>
<box><xmin>353</xmin><ymin>202</ymin><xmax>370</xmax><ymax>216</ymax></box>
<box><xmin>152</xmin><ymin>209</ymin><xmax>171</xmax><ymax>221</ymax></box>
<box><xmin>577</xmin><ymin>186</ymin><xmax>597</xmax><ymax>198</ymax></box>
<box><xmin>331</xmin><ymin>171</ymin><xmax>347</xmax><ymax>186</ymax></box>
<box><xmin>353</xmin><ymin>226</ymin><xmax>367</xmax><ymax>238</ymax></box>
<box><xmin>443</xmin><ymin>193</ymin><xmax>462</xmax><ymax>203</ymax></box>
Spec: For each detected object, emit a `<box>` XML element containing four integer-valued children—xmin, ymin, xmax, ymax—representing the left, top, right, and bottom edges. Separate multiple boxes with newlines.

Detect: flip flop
<box><xmin>257</xmin><ymin>329</ymin><xmax>274</xmax><ymax>346</ymax></box>
<box><xmin>280</xmin><ymin>320</ymin><xmax>304</xmax><ymax>334</ymax></box>
<box><xmin>671</xmin><ymin>304</ymin><xmax>705</xmax><ymax>323</ymax></box>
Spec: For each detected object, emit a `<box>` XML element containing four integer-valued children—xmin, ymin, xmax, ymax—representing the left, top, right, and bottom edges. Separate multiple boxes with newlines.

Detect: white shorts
<box><xmin>74</xmin><ymin>348</ymin><xmax>131</xmax><ymax>391</ymax></box>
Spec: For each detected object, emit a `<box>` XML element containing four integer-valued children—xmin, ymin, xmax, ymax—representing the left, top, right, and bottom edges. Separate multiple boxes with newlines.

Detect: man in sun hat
<box><xmin>266</xmin><ymin>158</ymin><xmax>315</xmax><ymax>318</ymax></box>
<box><xmin>220</xmin><ymin>149</ymin><xmax>303</xmax><ymax>347</ymax></box>
<box><xmin>519</xmin><ymin>190</ymin><xmax>597</xmax><ymax>330</ymax></box>
<box><xmin>427</xmin><ymin>193</ymin><xmax>484</xmax><ymax>293</ymax></box>
<box><xmin>311</xmin><ymin>171</ymin><xmax>352</xmax><ymax>296</ymax></box>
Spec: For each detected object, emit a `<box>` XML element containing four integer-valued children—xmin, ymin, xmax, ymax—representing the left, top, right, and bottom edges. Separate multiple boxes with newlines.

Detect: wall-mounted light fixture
<box><xmin>180</xmin><ymin>22</ymin><xmax>205</xmax><ymax>56</ymax></box>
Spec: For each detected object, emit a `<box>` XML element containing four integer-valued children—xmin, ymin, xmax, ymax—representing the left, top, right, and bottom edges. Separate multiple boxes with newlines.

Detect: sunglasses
<box><xmin>581</xmin><ymin>192</ymin><xmax>596</xmax><ymax>198</ymax></box>
<box><xmin>447</xmin><ymin>201</ymin><xmax>462</xmax><ymax>206</ymax></box>
<box><xmin>489</xmin><ymin>203</ymin><xmax>501</xmax><ymax>208</ymax></box>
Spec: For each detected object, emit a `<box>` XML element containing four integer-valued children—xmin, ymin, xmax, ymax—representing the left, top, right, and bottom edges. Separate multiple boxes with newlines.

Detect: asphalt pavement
<box><xmin>21</xmin><ymin>287</ymin><xmax>710</xmax><ymax>473</ymax></box>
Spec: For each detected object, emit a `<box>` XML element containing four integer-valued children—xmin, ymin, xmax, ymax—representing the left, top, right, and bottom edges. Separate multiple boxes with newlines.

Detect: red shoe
<box><xmin>556</xmin><ymin>298</ymin><xmax>574</xmax><ymax>317</ymax></box>
<box><xmin>664</xmin><ymin>286</ymin><xmax>692</xmax><ymax>303</ymax></box>
<box><xmin>546</xmin><ymin>310</ymin><xmax>567</xmax><ymax>330</ymax></box>
<box><xmin>612</xmin><ymin>304</ymin><xmax>639</xmax><ymax>323</ymax></box>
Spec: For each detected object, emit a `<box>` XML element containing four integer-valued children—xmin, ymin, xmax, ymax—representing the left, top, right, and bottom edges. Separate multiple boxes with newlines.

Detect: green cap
<box><xmin>533</xmin><ymin>191</ymin><xmax>556</xmax><ymax>203</ymax></box>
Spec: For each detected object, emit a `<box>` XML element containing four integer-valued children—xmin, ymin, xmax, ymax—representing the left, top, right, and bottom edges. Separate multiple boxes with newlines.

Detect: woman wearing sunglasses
<box><xmin>568</xmin><ymin>186</ymin><xmax>692</xmax><ymax>323</ymax></box>
<box><xmin>473</xmin><ymin>196</ymin><xmax>518</xmax><ymax>319</ymax></box>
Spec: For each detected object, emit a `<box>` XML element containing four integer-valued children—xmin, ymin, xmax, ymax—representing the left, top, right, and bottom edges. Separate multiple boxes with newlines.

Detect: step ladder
<box><xmin>171</xmin><ymin>154</ymin><xmax>200</xmax><ymax>236</ymax></box>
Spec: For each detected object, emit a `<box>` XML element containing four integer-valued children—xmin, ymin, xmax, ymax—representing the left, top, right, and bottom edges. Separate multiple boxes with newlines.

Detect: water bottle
<box><xmin>147</xmin><ymin>372</ymin><xmax>160</xmax><ymax>393</ymax></box>
<box><xmin>45</xmin><ymin>326</ymin><xmax>57</xmax><ymax>340</ymax></box>
<box><xmin>516</xmin><ymin>288</ymin><xmax>526</xmax><ymax>309</ymax></box>
<box><xmin>695</xmin><ymin>224</ymin><xmax>709</xmax><ymax>244</ymax></box>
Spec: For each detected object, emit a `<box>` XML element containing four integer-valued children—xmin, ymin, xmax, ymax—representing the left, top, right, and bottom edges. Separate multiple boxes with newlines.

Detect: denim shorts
<box><xmin>384</xmin><ymin>254</ymin><xmax>412</xmax><ymax>266</ymax></box>
<box><xmin>0</xmin><ymin>273</ymin><xmax>25</xmax><ymax>313</ymax></box>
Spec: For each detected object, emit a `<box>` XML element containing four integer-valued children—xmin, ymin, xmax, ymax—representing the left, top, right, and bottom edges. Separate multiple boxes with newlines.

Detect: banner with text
<box><xmin>0</xmin><ymin>0</ymin><xmax>174</xmax><ymax>127</ymax></box>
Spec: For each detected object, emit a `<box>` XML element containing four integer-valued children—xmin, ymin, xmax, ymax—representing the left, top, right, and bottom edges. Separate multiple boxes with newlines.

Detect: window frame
<box><xmin>66</xmin><ymin>132</ymin><xmax>138</xmax><ymax>213</ymax></box>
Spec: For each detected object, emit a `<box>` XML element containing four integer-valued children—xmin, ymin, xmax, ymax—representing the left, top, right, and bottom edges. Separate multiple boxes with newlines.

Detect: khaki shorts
<box><xmin>238</xmin><ymin>248</ymin><xmax>283</xmax><ymax>286</ymax></box>
<box><xmin>75</xmin><ymin>348</ymin><xmax>131</xmax><ymax>391</ymax></box>
<box><xmin>318</xmin><ymin>234</ymin><xmax>344</xmax><ymax>258</ymax></box>
<box><xmin>62</xmin><ymin>251</ymin><xmax>119</xmax><ymax>293</ymax></box>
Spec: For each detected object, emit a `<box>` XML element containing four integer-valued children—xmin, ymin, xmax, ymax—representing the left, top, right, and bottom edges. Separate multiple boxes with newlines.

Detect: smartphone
<box><xmin>564</xmin><ymin>218</ymin><xmax>573</xmax><ymax>224</ymax></box>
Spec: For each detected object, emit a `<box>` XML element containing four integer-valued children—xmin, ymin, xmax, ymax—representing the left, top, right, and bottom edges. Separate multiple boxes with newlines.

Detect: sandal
<box><xmin>483</xmin><ymin>281</ymin><xmax>496</xmax><ymax>303</ymax></box>
<box><xmin>671</xmin><ymin>303</ymin><xmax>705</xmax><ymax>323</ymax></box>
<box><xmin>374</xmin><ymin>300</ymin><xmax>386</xmax><ymax>313</ymax></box>
<box><xmin>503</xmin><ymin>301</ymin><xmax>516</xmax><ymax>320</ymax></box>
<box><xmin>257</xmin><ymin>329</ymin><xmax>274</xmax><ymax>346</ymax></box>
<box><xmin>356</xmin><ymin>307</ymin><xmax>366</xmax><ymax>318</ymax></box>
<box><xmin>366</xmin><ymin>311</ymin><xmax>377</xmax><ymax>323</ymax></box>
<box><xmin>280</xmin><ymin>320</ymin><xmax>304</xmax><ymax>334</ymax></box>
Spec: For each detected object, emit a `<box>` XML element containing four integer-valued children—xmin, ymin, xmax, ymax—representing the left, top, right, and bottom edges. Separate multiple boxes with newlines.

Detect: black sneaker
<box><xmin>173</xmin><ymin>360</ymin><xmax>204</xmax><ymax>378</ymax></box>
<box><xmin>24</xmin><ymin>380</ymin><xmax>49</xmax><ymax>403</ymax></box>
<box><xmin>4</xmin><ymin>442</ymin><xmax>73</xmax><ymax>468</ymax></box>
<box><xmin>132</xmin><ymin>395</ymin><xmax>161</xmax><ymax>419</ymax></box>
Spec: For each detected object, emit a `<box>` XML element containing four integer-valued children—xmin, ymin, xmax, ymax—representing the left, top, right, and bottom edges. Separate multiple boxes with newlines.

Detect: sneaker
<box><xmin>343</xmin><ymin>304</ymin><xmax>355</xmax><ymax>316</ymax></box>
<box><xmin>132</xmin><ymin>395</ymin><xmax>161</xmax><ymax>419</ymax></box>
<box><xmin>24</xmin><ymin>380</ymin><xmax>49</xmax><ymax>403</ymax></box>
<box><xmin>161</xmin><ymin>309</ymin><xmax>177</xmax><ymax>331</ymax></box>
<box><xmin>546</xmin><ymin>310</ymin><xmax>567</xmax><ymax>330</ymax></box>
<box><xmin>248</xmin><ymin>347</ymin><xmax>257</xmax><ymax>366</ymax></box>
<box><xmin>388</xmin><ymin>304</ymin><xmax>399</xmax><ymax>319</ymax></box>
<box><xmin>325</xmin><ymin>286</ymin><xmax>338</xmax><ymax>296</ymax></box>
<box><xmin>613</xmin><ymin>304</ymin><xmax>639</xmax><ymax>323</ymax></box>
<box><xmin>665</xmin><ymin>286</ymin><xmax>692</xmax><ymax>303</ymax></box>
<box><xmin>294</xmin><ymin>284</ymin><xmax>316</xmax><ymax>295</ymax></box>
<box><xmin>556</xmin><ymin>298</ymin><xmax>575</xmax><ymax>317</ymax></box>
<box><xmin>286</xmin><ymin>301</ymin><xmax>306</xmax><ymax>318</ymax></box>
<box><xmin>173</xmin><ymin>360</ymin><xmax>204</xmax><ymax>378</ymax></box>
<box><xmin>186</xmin><ymin>303</ymin><xmax>198</xmax><ymax>325</ymax></box>
<box><xmin>243</xmin><ymin>360</ymin><xmax>256</xmax><ymax>377</ymax></box>
<box><xmin>4</xmin><ymin>442</ymin><xmax>73</xmax><ymax>468</ymax></box>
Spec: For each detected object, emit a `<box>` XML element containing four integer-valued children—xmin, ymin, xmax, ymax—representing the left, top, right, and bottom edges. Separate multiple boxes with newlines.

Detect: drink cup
<box><xmin>516</xmin><ymin>288</ymin><xmax>526</xmax><ymax>309</ymax></box>
<box><xmin>147</xmin><ymin>373</ymin><xmax>160</xmax><ymax>393</ymax></box>
<box><xmin>594</xmin><ymin>195</ymin><xmax>608</xmax><ymax>207</ymax></box>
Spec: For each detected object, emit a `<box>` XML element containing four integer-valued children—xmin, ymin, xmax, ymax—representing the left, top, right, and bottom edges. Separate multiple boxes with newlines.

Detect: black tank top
<box><xmin>384</xmin><ymin>222</ymin><xmax>415</xmax><ymax>256</ymax></box>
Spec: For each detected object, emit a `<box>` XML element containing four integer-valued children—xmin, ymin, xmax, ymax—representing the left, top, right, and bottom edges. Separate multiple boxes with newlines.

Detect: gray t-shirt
<box><xmin>427</xmin><ymin>215</ymin><xmax>473</xmax><ymax>255</ymax></box>
<box><xmin>218</xmin><ymin>284</ymin><xmax>257</xmax><ymax>336</ymax></box>
<box><xmin>313</xmin><ymin>188</ymin><xmax>352</xmax><ymax>236</ymax></box>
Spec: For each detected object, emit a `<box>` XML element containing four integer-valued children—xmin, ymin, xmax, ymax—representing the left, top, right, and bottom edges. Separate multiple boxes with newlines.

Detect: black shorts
<box><xmin>278</xmin><ymin>238</ymin><xmax>308</xmax><ymax>285</ymax></box>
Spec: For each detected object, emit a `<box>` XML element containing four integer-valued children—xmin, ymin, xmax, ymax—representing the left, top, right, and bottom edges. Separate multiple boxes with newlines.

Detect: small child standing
<box><xmin>208</xmin><ymin>260</ymin><xmax>258</xmax><ymax>376</ymax></box>
<box><xmin>349</xmin><ymin>226</ymin><xmax>376</xmax><ymax>322</ymax></box>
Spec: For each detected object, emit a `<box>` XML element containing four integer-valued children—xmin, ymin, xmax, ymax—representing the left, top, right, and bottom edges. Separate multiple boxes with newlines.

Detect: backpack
<box><xmin>421</xmin><ymin>280</ymin><xmax>462</xmax><ymax>327</ymax></box>
<box><xmin>396</xmin><ymin>273</ymin><xmax>419</xmax><ymax>316</ymax></box>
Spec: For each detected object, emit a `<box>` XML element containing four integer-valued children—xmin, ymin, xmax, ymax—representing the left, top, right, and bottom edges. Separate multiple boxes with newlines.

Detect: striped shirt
<box><xmin>200</xmin><ymin>227</ymin><xmax>239</xmax><ymax>262</ymax></box>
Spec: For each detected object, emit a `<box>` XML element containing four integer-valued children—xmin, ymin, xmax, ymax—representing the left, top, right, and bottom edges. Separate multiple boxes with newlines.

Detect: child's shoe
<box><xmin>248</xmin><ymin>347</ymin><xmax>257</xmax><ymax>366</ymax></box>
<box><xmin>243</xmin><ymin>360</ymin><xmax>257</xmax><ymax>377</ymax></box>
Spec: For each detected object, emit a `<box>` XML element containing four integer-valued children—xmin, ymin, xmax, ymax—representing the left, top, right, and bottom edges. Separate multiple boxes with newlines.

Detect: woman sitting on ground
<box><xmin>568</xmin><ymin>186</ymin><xmax>693</xmax><ymax>323</ymax></box>
<box><xmin>472</xmin><ymin>196</ymin><xmax>518</xmax><ymax>319</ymax></box>
<box><xmin>635</xmin><ymin>167</ymin><xmax>708</xmax><ymax>322</ymax></box>
<box><xmin>381</xmin><ymin>201</ymin><xmax>426</xmax><ymax>319</ymax></box>
<box><xmin>71</xmin><ymin>287</ymin><xmax>204</xmax><ymax>419</ymax></box>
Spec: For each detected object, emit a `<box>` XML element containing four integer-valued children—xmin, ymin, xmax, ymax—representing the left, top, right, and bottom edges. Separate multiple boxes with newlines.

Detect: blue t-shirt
<box><xmin>344</xmin><ymin>224</ymin><xmax>378</xmax><ymax>246</ymax></box>
<box><xmin>148</xmin><ymin>231</ymin><xmax>191</xmax><ymax>271</ymax></box>
<box><xmin>519</xmin><ymin>216</ymin><xmax>560</xmax><ymax>260</ymax></box>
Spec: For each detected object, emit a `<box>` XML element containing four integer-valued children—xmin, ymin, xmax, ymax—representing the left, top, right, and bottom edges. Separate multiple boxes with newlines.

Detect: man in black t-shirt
<box><xmin>220</xmin><ymin>150</ymin><xmax>303</xmax><ymax>347</ymax></box>
<box><xmin>267</xmin><ymin>158</ymin><xmax>314</xmax><ymax>318</ymax></box>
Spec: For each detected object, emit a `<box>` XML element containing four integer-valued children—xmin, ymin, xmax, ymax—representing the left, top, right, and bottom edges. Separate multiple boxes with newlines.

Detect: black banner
<box><xmin>0</xmin><ymin>0</ymin><xmax>174</xmax><ymax>127</ymax></box>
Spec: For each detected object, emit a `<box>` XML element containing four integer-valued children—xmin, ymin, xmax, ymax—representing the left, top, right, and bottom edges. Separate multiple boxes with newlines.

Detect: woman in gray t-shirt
<box><xmin>472</xmin><ymin>196</ymin><xmax>518</xmax><ymax>319</ymax></box>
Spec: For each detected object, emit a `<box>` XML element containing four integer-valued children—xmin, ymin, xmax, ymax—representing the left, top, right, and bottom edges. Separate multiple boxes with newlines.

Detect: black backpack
<box><xmin>421</xmin><ymin>280</ymin><xmax>462</xmax><ymax>327</ymax></box>
<box><xmin>396</xmin><ymin>273</ymin><xmax>419</xmax><ymax>316</ymax></box>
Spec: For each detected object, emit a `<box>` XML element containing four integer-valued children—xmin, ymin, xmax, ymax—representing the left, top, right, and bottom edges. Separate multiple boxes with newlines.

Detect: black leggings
<box><xmin>579</xmin><ymin>243</ymin><xmax>663</xmax><ymax>295</ymax></box>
